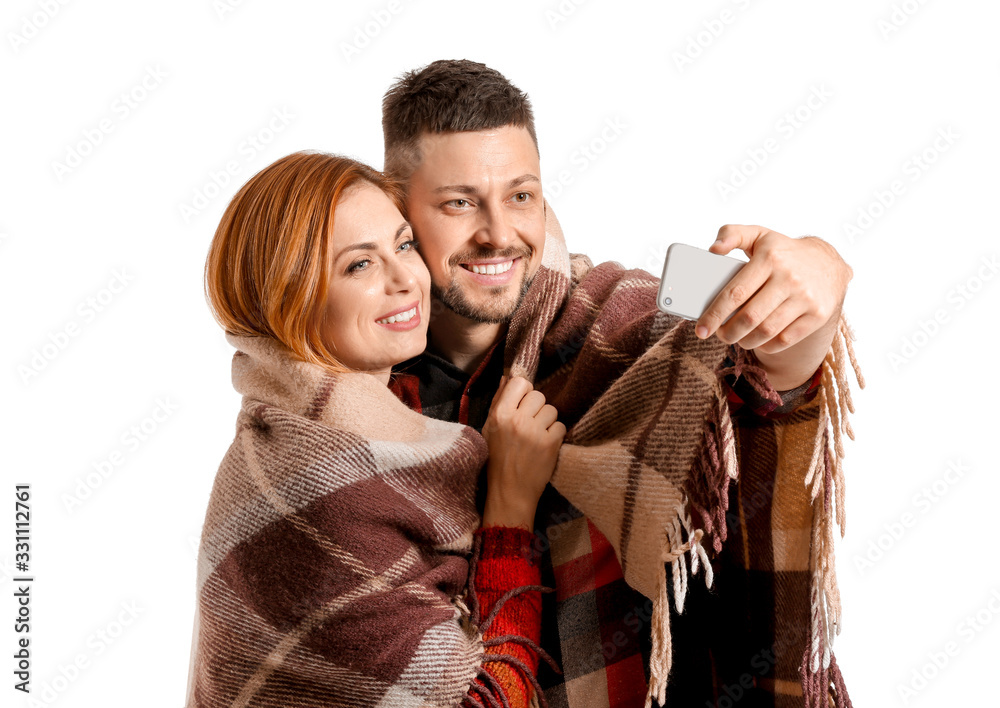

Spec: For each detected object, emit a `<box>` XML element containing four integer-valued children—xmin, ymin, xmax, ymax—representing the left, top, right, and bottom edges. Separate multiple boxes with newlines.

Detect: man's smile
<box><xmin>456</xmin><ymin>257</ymin><xmax>520</xmax><ymax>285</ymax></box>
<box><xmin>459</xmin><ymin>257</ymin><xmax>517</xmax><ymax>276</ymax></box>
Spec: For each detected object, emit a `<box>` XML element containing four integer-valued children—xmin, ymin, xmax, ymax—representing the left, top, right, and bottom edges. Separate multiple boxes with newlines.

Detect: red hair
<box><xmin>205</xmin><ymin>151</ymin><xmax>404</xmax><ymax>373</ymax></box>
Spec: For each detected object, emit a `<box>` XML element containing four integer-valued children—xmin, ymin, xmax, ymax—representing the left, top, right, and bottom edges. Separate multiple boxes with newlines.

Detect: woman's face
<box><xmin>319</xmin><ymin>182</ymin><xmax>430</xmax><ymax>382</ymax></box>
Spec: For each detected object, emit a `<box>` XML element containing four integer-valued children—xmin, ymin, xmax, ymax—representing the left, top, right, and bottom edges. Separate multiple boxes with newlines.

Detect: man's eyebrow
<box><xmin>433</xmin><ymin>184</ymin><xmax>477</xmax><ymax>195</ymax></box>
<box><xmin>432</xmin><ymin>174</ymin><xmax>541</xmax><ymax>194</ymax></box>
<box><xmin>507</xmin><ymin>173</ymin><xmax>541</xmax><ymax>189</ymax></box>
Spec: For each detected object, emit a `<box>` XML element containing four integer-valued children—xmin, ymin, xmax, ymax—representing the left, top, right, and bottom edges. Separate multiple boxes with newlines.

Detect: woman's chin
<box><xmin>349</xmin><ymin>333</ymin><xmax>428</xmax><ymax>374</ymax></box>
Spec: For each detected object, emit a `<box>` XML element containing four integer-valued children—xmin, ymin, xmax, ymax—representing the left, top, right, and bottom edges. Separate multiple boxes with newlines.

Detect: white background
<box><xmin>2</xmin><ymin>1</ymin><xmax>998</xmax><ymax>706</ymax></box>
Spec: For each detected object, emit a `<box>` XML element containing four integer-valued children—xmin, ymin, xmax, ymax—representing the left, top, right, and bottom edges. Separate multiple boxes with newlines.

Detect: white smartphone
<box><xmin>656</xmin><ymin>243</ymin><xmax>748</xmax><ymax>322</ymax></box>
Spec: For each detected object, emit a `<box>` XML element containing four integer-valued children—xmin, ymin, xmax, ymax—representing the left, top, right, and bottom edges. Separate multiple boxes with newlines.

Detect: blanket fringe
<box><xmin>800</xmin><ymin>645</ymin><xmax>854</xmax><ymax>708</ymax></box>
<box><xmin>646</xmin><ymin>510</ymin><xmax>714</xmax><ymax>708</ymax></box>
<box><xmin>801</xmin><ymin>314</ymin><xmax>863</xmax><ymax>706</ymax></box>
<box><xmin>464</xmin><ymin>535</ymin><xmax>561</xmax><ymax>708</ymax></box>
<box><xmin>646</xmin><ymin>353</ymin><xmax>743</xmax><ymax>707</ymax></box>
<box><xmin>676</xmin><ymin>313</ymin><xmax>863</xmax><ymax>708</ymax></box>
<box><xmin>685</xmin><ymin>374</ymin><xmax>742</xmax><ymax>555</ymax></box>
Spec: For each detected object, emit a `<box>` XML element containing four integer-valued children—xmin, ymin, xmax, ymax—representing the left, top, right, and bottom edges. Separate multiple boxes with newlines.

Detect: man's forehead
<box><xmin>410</xmin><ymin>126</ymin><xmax>540</xmax><ymax>187</ymax></box>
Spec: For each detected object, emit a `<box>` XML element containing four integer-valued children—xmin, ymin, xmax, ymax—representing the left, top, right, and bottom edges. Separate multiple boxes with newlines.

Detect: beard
<box><xmin>431</xmin><ymin>249</ymin><xmax>534</xmax><ymax>324</ymax></box>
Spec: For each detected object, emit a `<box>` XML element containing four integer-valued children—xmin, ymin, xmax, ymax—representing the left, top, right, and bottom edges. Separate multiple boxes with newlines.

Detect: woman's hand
<box><xmin>481</xmin><ymin>376</ymin><xmax>567</xmax><ymax>531</ymax></box>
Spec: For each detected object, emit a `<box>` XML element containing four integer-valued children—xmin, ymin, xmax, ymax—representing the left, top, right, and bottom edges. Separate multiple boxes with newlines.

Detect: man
<box><xmin>384</xmin><ymin>60</ymin><xmax>854</xmax><ymax>708</ymax></box>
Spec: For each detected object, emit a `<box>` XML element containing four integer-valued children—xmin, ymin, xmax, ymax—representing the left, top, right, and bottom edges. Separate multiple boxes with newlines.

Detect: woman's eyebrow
<box><xmin>335</xmin><ymin>224</ymin><xmax>410</xmax><ymax>261</ymax></box>
<box><xmin>335</xmin><ymin>242</ymin><xmax>377</xmax><ymax>261</ymax></box>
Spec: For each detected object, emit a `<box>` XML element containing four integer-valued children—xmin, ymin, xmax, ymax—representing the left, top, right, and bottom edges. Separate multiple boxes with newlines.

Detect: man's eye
<box><xmin>347</xmin><ymin>259</ymin><xmax>370</xmax><ymax>273</ymax></box>
<box><xmin>513</xmin><ymin>192</ymin><xmax>530</xmax><ymax>203</ymax></box>
<box><xmin>448</xmin><ymin>199</ymin><xmax>469</xmax><ymax>208</ymax></box>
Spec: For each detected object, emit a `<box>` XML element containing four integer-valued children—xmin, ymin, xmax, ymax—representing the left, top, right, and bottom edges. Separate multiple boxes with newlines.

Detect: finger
<box><xmin>696</xmin><ymin>256</ymin><xmax>770</xmax><ymax>339</ymax></box>
<box><xmin>534</xmin><ymin>403</ymin><xmax>559</xmax><ymax>430</ymax></box>
<box><xmin>517</xmin><ymin>389</ymin><xmax>547</xmax><ymax>418</ymax></box>
<box><xmin>715</xmin><ymin>280</ymin><xmax>788</xmax><ymax>346</ymax></box>
<box><xmin>548</xmin><ymin>421</ymin><xmax>567</xmax><ymax>440</ymax></box>
<box><xmin>490</xmin><ymin>374</ymin><xmax>508</xmax><ymax>406</ymax></box>
<box><xmin>753</xmin><ymin>311</ymin><xmax>819</xmax><ymax>355</ymax></box>
<box><xmin>490</xmin><ymin>375</ymin><xmax>531</xmax><ymax>416</ymax></box>
<box><xmin>732</xmin><ymin>295</ymin><xmax>803</xmax><ymax>351</ymax></box>
<box><xmin>709</xmin><ymin>224</ymin><xmax>767</xmax><ymax>257</ymax></box>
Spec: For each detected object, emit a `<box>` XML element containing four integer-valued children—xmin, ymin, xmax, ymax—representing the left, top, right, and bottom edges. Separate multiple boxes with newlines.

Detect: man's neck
<box><xmin>427</xmin><ymin>304</ymin><xmax>506</xmax><ymax>375</ymax></box>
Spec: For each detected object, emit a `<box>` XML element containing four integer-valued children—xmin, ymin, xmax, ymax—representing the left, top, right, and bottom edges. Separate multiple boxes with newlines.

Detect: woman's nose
<box><xmin>387</xmin><ymin>259</ymin><xmax>418</xmax><ymax>292</ymax></box>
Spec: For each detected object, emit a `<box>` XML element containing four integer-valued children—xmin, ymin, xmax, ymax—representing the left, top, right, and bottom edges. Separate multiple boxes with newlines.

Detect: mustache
<box><xmin>450</xmin><ymin>247</ymin><xmax>532</xmax><ymax>266</ymax></box>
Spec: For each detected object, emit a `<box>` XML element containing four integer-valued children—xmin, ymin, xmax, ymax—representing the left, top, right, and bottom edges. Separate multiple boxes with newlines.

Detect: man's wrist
<box><xmin>753</xmin><ymin>309</ymin><xmax>839</xmax><ymax>390</ymax></box>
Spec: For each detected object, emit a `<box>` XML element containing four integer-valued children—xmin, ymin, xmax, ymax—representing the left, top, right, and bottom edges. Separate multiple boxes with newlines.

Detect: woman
<box><xmin>185</xmin><ymin>151</ymin><xmax>564</xmax><ymax>707</ymax></box>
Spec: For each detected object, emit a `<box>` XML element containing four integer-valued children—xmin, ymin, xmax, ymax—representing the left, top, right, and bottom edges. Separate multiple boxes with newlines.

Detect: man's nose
<box><xmin>474</xmin><ymin>205</ymin><xmax>515</xmax><ymax>249</ymax></box>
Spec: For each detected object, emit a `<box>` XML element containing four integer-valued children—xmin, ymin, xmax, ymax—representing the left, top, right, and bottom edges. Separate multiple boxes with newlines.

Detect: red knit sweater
<box><xmin>463</xmin><ymin>526</ymin><xmax>544</xmax><ymax>708</ymax></box>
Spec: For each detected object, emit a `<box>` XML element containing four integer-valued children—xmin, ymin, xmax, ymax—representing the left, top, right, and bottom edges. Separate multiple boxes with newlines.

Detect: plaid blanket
<box><xmin>185</xmin><ymin>333</ymin><xmax>499</xmax><ymax>707</ymax></box>
<box><xmin>503</xmin><ymin>207</ymin><xmax>863</xmax><ymax>708</ymax></box>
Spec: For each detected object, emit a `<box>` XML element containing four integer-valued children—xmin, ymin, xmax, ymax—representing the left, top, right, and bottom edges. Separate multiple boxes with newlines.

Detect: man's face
<box><xmin>404</xmin><ymin>125</ymin><xmax>545</xmax><ymax>324</ymax></box>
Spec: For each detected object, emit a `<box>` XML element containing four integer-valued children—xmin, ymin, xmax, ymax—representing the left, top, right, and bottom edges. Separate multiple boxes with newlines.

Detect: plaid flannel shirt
<box><xmin>390</xmin><ymin>338</ymin><xmax>822</xmax><ymax>708</ymax></box>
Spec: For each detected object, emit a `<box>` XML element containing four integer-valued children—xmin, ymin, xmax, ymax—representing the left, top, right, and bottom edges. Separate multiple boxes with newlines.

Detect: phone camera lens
<box><xmin>663</xmin><ymin>297</ymin><xmax>672</xmax><ymax>306</ymax></box>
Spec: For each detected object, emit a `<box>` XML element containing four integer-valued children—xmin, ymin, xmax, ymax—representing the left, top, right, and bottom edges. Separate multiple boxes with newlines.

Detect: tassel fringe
<box><xmin>463</xmin><ymin>535</ymin><xmax>562</xmax><ymax>708</ymax></box>
<box><xmin>646</xmin><ymin>509</ymin><xmax>715</xmax><ymax>708</ymax></box>
<box><xmin>801</xmin><ymin>314</ymin><xmax>863</xmax><ymax>707</ymax></box>
<box><xmin>673</xmin><ymin>313</ymin><xmax>863</xmax><ymax>708</ymax></box>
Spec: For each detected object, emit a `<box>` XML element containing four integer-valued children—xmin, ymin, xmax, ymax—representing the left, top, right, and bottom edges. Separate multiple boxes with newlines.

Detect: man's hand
<box><xmin>694</xmin><ymin>224</ymin><xmax>853</xmax><ymax>391</ymax></box>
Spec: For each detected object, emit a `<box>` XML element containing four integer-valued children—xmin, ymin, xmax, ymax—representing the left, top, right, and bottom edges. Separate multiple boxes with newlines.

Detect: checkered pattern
<box><xmin>189</xmin><ymin>334</ymin><xmax>504</xmax><ymax>708</ymax></box>
<box><xmin>392</xmin><ymin>203</ymin><xmax>859</xmax><ymax>708</ymax></box>
<box><xmin>390</xmin><ymin>344</ymin><xmax>821</xmax><ymax>708</ymax></box>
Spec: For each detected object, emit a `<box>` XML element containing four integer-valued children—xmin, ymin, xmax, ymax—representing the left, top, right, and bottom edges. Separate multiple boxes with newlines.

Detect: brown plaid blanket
<box><xmin>504</xmin><ymin>207</ymin><xmax>863</xmax><ymax>708</ymax></box>
<box><xmin>185</xmin><ymin>333</ymin><xmax>497</xmax><ymax>707</ymax></box>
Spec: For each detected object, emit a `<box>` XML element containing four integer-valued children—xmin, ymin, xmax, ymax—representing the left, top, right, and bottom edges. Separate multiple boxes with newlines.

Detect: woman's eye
<box><xmin>397</xmin><ymin>239</ymin><xmax>418</xmax><ymax>253</ymax></box>
<box><xmin>347</xmin><ymin>259</ymin><xmax>370</xmax><ymax>273</ymax></box>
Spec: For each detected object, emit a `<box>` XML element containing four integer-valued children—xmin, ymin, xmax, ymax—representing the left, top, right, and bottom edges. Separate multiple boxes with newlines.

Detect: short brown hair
<box><xmin>382</xmin><ymin>59</ymin><xmax>538</xmax><ymax>180</ymax></box>
<box><xmin>204</xmin><ymin>151</ymin><xmax>404</xmax><ymax>374</ymax></box>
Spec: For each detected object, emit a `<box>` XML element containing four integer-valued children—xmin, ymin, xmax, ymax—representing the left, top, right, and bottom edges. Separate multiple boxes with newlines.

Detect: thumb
<box><xmin>709</xmin><ymin>233</ymin><xmax>730</xmax><ymax>255</ymax></box>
